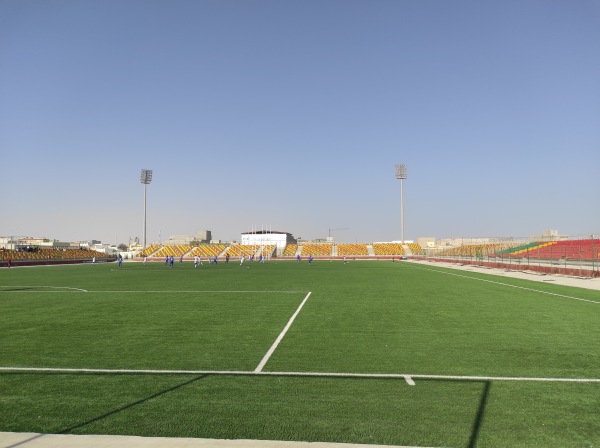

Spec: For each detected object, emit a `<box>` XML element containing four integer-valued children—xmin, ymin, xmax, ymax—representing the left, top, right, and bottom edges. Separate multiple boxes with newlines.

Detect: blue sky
<box><xmin>1</xmin><ymin>0</ymin><xmax>598</xmax><ymax>245</ymax></box>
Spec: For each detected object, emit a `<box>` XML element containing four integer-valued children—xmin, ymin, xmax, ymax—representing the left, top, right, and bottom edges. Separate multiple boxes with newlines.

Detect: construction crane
<box><xmin>327</xmin><ymin>227</ymin><xmax>349</xmax><ymax>241</ymax></box>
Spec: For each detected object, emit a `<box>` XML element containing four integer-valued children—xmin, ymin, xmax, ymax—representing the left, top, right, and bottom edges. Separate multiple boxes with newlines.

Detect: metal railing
<box><xmin>416</xmin><ymin>234</ymin><xmax>599</xmax><ymax>274</ymax></box>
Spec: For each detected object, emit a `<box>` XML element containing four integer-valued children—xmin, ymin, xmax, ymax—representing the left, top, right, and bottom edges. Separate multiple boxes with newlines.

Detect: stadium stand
<box><xmin>372</xmin><ymin>243</ymin><xmax>405</xmax><ymax>256</ymax></box>
<box><xmin>226</xmin><ymin>245</ymin><xmax>261</xmax><ymax>257</ymax></box>
<box><xmin>283</xmin><ymin>244</ymin><xmax>298</xmax><ymax>256</ymax></box>
<box><xmin>434</xmin><ymin>240</ymin><xmax>600</xmax><ymax>262</ymax></box>
<box><xmin>0</xmin><ymin>248</ymin><xmax>109</xmax><ymax>261</ymax></box>
<box><xmin>153</xmin><ymin>245</ymin><xmax>193</xmax><ymax>258</ymax></box>
<box><xmin>519</xmin><ymin>239</ymin><xmax>600</xmax><ymax>261</ymax></box>
<box><xmin>437</xmin><ymin>243</ymin><xmax>513</xmax><ymax>258</ymax></box>
<box><xmin>495</xmin><ymin>242</ymin><xmax>542</xmax><ymax>256</ymax></box>
<box><xmin>189</xmin><ymin>244</ymin><xmax>227</xmax><ymax>258</ymax></box>
<box><xmin>258</xmin><ymin>245</ymin><xmax>276</xmax><ymax>257</ymax></box>
<box><xmin>407</xmin><ymin>243</ymin><xmax>424</xmax><ymax>255</ymax></box>
<box><xmin>138</xmin><ymin>245</ymin><xmax>161</xmax><ymax>257</ymax></box>
<box><xmin>301</xmin><ymin>244</ymin><xmax>333</xmax><ymax>257</ymax></box>
<box><xmin>337</xmin><ymin>244</ymin><xmax>368</xmax><ymax>256</ymax></box>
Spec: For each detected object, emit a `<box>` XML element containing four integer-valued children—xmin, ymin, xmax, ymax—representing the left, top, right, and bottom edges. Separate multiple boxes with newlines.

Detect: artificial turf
<box><xmin>1</xmin><ymin>260</ymin><xmax>599</xmax><ymax>447</ymax></box>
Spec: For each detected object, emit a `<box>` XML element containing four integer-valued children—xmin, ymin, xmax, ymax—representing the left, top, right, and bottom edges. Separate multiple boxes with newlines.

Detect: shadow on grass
<box><xmin>469</xmin><ymin>380</ymin><xmax>491</xmax><ymax>448</ymax></box>
<box><xmin>3</xmin><ymin>374</ymin><xmax>207</xmax><ymax>448</ymax></box>
<box><xmin>2</xmin><ymin>373</ymin><xmax>491</xmax><ymax>448</ymax></box>
<box><xmin>59</xmin><ymin>374</ymin><xmax>207</xmax><ymax>434</ymax></box>
<box><xmin>389</xmin><ymin>377</ymin><xmax>491</xmax><ymax>448</ymax></box>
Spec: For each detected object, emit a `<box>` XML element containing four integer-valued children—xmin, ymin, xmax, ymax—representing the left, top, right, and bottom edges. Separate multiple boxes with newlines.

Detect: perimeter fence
<box><xmin>414</xmin><ymin>234</ymin><xmax>600</xmax><ymax>276</ymax></box>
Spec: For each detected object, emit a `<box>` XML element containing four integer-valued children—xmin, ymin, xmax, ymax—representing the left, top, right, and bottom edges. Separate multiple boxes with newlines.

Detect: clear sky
<box><xmin>1</xmin><ymin>0</ymin><xmax>599</xmax><ymax>245</ymax></box>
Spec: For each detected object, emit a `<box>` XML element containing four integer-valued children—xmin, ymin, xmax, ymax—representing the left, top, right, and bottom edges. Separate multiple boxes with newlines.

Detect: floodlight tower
<box><xmin>140</xmin><ymin>169</ymin><xmax>153</xmax><ymax>250</ymax></box>
<box><xmin>395</xmin><ymin>164</ymin><xmax>407</xmax><ymax>243</ymax></box>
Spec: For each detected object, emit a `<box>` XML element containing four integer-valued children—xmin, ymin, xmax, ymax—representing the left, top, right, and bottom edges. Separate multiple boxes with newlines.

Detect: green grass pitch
<box><xmin>1</xmin><ymin>260</ymin><xmax>599</xmax><ymax>447</ymax></box>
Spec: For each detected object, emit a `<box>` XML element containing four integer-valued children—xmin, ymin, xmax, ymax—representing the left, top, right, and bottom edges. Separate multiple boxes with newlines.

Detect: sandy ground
<box><xmin>0</xmin><ymin>433</ymin><xmax>428</xmax><ymax>448</ymax></box>
<box><xmin>408</xmin><ymin>258</ymin><xmax>600</xmax><ymax>291</ymax></box>
<box><xmin>2</xmin><ymin>260</ymin><xmax>597</xmax><ymax>448</ymax></box>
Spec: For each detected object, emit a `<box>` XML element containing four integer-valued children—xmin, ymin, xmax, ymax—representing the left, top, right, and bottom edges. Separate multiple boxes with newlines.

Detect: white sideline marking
<box><xmin>407</xmin><ymin>264</ymin><xmax>600</xmax><ymax>304</ymax></box>
<box><xmin>254</xmin><ymin>291</ymin><xmax>313</xmax><ymax>373</ymax></box>
<box><xmin>404</xmin><ymin>375</ymin><xmax>416</xmax><ymax>386</ymax></box>
<box><xmin>1</xmin><ymin>366</ymin><xmax>599</xmax><ymax>384</ymax></box>
<box><xmin>0</xmin><ymin>286</ymin><xmax>88</xmax><ymax>292</ymax></box>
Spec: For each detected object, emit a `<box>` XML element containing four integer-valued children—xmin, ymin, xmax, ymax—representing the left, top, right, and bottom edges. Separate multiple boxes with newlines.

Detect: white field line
<box><xmin>0</xmin><ymin>286</ymin><xmax>88</xmax><ymax>292</ymax></box>
<box><xmin>404</xmin><ymin>375</ymin><xmax>416</xmax><ymax>386</ymax></box>
<box><xmin>407</xmin><ymin>263</ymin><xmax>600</xmax><ymax>304</ymax></box>
<box><xmin>1</xmin><ymin>366</ymin><xmax>599</xmax><ymax>384</ymax></box>
<box><xmin>254</xmin><ymin>291</ymin><xmax>313</xmax><ymax>373</ymax></box>
<box><xmin>93</xmin><ymin>290</ymin><xmax>306</xmax><ymax>294</ymax></box>
<box><xmin>0</xmin><ymin>289</ymin><xmax>304</xmax><ymax>294</ymax></box>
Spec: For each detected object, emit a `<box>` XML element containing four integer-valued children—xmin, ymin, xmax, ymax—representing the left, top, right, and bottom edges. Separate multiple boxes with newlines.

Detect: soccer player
<box><xmin>194</xmin><ymin>255</ymin><xmax>200</xmax><ymax>268</ymax></box>
<box><xmin>240</xmin><ymin>255</ymin><xmax>245</xmax><ymax>265</ymax></box>
<box><xmin>118</xmin><ymin>254</ymin><xmax>123</xmax><ymax>268</ymax></box>
<box><xmin>143</xmin><ymin>256</ymin><xmax>147</xmax><ymax>265</ymax></box>
<box><xmin>296</xmin><ymin>254</ymin><xmax>301</xmax><ymax>262</ymax></box>
<box><xmin>169</xmin><ymin>255</ymin><xmax>174</xmax><ymax>268</ymax></box>
<box><xmin>165</xmin><ymin>255</ymin><xmax>169</xmax><ymax>265</ymax></box>
<box><xmin>308</xmin><ymin>254</ymin><xmax>313</xmax><ymax>264</ymax></box>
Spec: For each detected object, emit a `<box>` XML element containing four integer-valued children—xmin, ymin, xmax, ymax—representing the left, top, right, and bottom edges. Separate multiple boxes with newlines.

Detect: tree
<box><xmin>117</xmin><ymin>243</ymin><xmax>128</xmax><ymax>251</ymax></box>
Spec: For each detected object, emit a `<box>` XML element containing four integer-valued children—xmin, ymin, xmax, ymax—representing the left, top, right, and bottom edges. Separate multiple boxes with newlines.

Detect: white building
<box><xmin>240</xmin><ymin>231</ymin><xmax>296</xmax><ymax>251</ymax></box>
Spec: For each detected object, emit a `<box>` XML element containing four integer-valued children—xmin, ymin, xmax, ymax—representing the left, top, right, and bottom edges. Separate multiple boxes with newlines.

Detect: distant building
<box><xmin>196</xmin><ymin>231</ymin><xmax>211</xmax><ymax>243</ymax></box>
<box><xmin>12</xmin><ymin>237</ymin><xmax>70</xmax><ymax>250</ymax></box>
<box><xmin>0</xmin><ymin>236</ymin><xmax>18</xmax><ymax>249</ymax></box>
<box><xmin>535</xmin><ymin>229</ymin><xmax>564</xmax><ymax>241</ymax></box>
<box><xmin>417</xmin><ymin>237</ymin><xmax>436</xmax><ymax>248</ymax></box>
<box><xmin>90</xmin><ymin>244</ymin><xmax>117</xmax><ymax>255</ymax></box>
<box><xmin>165</xmin><ymin>230</ymin><xmax>212</xmax><ymax>245</ymax></box>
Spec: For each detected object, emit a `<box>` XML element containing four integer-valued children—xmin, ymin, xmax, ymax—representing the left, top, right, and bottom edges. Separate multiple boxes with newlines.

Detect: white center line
<box><xmin>254</xmin><ymin>291</ymin><xmax>312</xmax><ymax>373</ymax></box>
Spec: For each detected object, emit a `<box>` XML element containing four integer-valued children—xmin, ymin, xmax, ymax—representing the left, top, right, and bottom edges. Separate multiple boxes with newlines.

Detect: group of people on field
<box><xmin>296</xmin><ymin>254</ymin><xmax>314</xmax><ymax>264</ymax></box>
<box><xmin>120</xmin><ymin>252</ymin><xmax>319</xmax><ymax>268</ymax></box>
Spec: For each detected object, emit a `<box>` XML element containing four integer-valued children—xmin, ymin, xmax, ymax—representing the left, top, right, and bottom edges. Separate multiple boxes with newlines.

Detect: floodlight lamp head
<box><xmin>395</xmin><ymin>164</ymin><xmax>407</xmax><ymax>180</ymax></box>
<box><xmin>140</xmin><ymin>169</ymin><xmax>153</xmax><ymax>184</ymax></box>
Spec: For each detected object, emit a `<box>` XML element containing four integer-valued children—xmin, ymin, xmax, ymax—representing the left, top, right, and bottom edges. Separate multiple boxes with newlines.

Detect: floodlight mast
<box><xmin>395</xmin><ymin>164</ymin><xmax>407</xmax><ymax>243</ymax></box>
<box><xmin>140</xmin><ymin>169</ymin><xmax>153</xmax><ymax>251</ymax></box>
